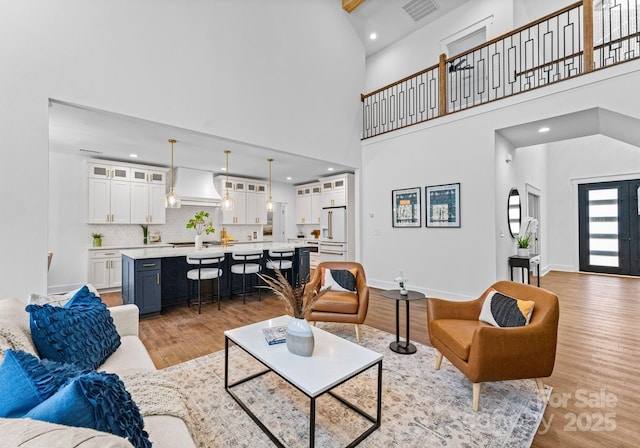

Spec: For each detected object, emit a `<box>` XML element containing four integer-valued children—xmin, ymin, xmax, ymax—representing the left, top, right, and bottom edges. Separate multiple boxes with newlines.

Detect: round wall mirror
<box><xmin>508</xmin><ymin>188</ymin><xmax>521</xmax><ymax>238</ymax></box>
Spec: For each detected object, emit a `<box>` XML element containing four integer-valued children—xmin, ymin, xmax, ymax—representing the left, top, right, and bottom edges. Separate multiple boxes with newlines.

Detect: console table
<box><xmin>381</xmin><ymin>289</ymin><xmax>426</xmax><ymax>355</ymax></box>
<box><xmin>508</xmin><ymin>254</ymin><xmax>541</xmax><ymax>287</ymax></box>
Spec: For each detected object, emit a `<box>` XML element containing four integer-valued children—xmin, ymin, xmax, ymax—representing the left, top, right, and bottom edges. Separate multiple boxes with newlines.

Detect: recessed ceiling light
<box><xmin>286</xmin><ymin>176</ymin><xmax>292</xmax><ymax>181</ymax></box>
<box><xmin>538</xmin><ymin>127</ymin><xmax>550</xmax><ymax>133</ymax></box>
<box><xmin>129</xmin><ymin>153</ymin><xmax>138</xmax><ymax>158</ymax></box>
<box><xmin>327</xmin><ymin>167</ymin><xmax>334</xmax><ymax>171</ymax></box>
<box><xmin>369</xmin><ymin>32</ymin><xmax>377</xmax><ymax>40</ymax></box>
<box><xmin>221</xmin><ymin>167</ymin><xmax>227</xmax><ymax>171</ymax></box>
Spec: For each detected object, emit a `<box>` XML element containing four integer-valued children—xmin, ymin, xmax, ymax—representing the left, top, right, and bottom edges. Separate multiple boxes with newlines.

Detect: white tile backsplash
<box><xmin>87</xmin><ymin>205</ymin><xmax>264</xmax><ymax>246</ymax></box>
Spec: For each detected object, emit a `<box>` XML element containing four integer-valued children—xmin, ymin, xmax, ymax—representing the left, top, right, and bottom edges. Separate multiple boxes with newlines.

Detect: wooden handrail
<box><xmin>514</xmin><ymin>29</ymin><xmax>640</xmax><ymax>78</ymax></box>
<box><xmin>362</xmin><ymin>1</ymin><xmax>583</xmax><ymax>99</ymax></box>
<box><xmin>514</xmin><ymin>51</ymin><xmax>584</xmax><ymax>78</ymax></box>
<box><xmin>445</xmin><ymin>1</ymin><xmax>583</xmax><ymax>63</ymax></box>
<box><xmin>361</xmin><ymin>63</ymin><xmax>439</xmax><ymax>100</ymax></box>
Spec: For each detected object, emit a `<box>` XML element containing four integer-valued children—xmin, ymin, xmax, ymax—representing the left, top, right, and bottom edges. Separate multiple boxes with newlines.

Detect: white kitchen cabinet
<box><xmin>88</xmin><ymin>161</ymin><xmax>165</xmax><ymax>224</ymax></box>
<box><xmin>295</xmin><ymin>183</ymin><xmax>323</xmax><ymax>224</ymax></box>
<box><xmin>130</xmin><ymin>168</ymin><xmax>165</xmax><ymax>184</ymax></box>
<box><xmin>88</xmin><ymin>250</ymin><xmax>122</xmax><ymax>290</ymax></box>
<box><xmin>321</xmin><ymin>177</ymin><xmax>346</xmax><ymax>208</ymax></box>
<box><xmin>310</xmin><ymin>184</ymin><xmax>322</xmax><ymax>224</ymax></box>
<box><xmin>130</xmin><ymin>181</ymin><xmax>166</xmax><ymax>224</ymax></box>
<box><xmin>220</xmin><ymin>180</ymin><xmax>247</xmax><ymax>224</ymax></box>
<box><xmin>88</xmin><ymin>162</ymin><xmax>131</xmax><ymax>181</ymax></box>
<box><xmin>246</xmin><ymin>182</ymin><xmax>267</xmax><ymax>224</ymax></box>
<box><xmin>88</xmin><ymin>177</ymin><xmax>131</xmax><ymax>224</ymax></box>
<box><xmin>295</xmin><ymin>186</ymin><xmax>312</xmax><ymax>224</ymax></box>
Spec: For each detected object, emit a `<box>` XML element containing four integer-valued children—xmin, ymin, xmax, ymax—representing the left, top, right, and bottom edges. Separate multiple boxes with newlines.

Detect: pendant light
<box><xmin>165</xmin><ymin>139</ymin><xmax>181</xmax><ymax>208</ymax></box>
<box><xmin>221</xmin><ymin>150</ymin><xmax>234</xmax><ymax>211</ymax></box>
<box><xmin>266</xmin><ymin>157</ymin><xmax>274</xmax><ymax>212</ymax></box>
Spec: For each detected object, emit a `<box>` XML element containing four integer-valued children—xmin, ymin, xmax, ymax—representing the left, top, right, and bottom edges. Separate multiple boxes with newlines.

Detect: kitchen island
<box><xmin>120</xmin><ymin>242</ymin><xmax>310</xmax><ymax>315</ymax></box>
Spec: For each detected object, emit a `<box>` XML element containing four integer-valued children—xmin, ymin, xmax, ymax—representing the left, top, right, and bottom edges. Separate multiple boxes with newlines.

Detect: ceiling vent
<box><xmin>402</xmin><ymin>0</ymin><xmax>439</xmax><ymax>22</ymax></box>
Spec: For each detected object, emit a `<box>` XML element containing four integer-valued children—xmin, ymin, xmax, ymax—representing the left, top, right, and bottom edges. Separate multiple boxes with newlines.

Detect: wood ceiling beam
<box><xmin>342</xmin><ymin>0</ymin><xmax>366</xmax><ymax>14</ymax></box>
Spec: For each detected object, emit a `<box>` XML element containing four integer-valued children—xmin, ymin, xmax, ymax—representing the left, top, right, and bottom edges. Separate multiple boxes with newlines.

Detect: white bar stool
<box><xmin>265</xmin><ymin>248</ymin><xmax>295</xmax><ymax>284</ymax></box>
<box><xmin>230</xmin><ymin>249</ymin><xmax>263</xmax><ymax>304</ymax></box>
<box><xmin>186</xmin><ymin>251</ymin><xmax>225</xmax><ymax>313</ymax></box>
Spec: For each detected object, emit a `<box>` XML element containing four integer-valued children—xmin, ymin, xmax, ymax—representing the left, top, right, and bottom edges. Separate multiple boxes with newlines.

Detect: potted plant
<box><xmin>140</xmin><ymin>224</ymin><xmax>148</xmax><ymax>244</ymax></box>
<box><xmin>92</xmin><ymin>233</ymin><xmax>103</xmax><ymax>247</ymax></box>
<box><xmin>516</xmin><ymin>217</ymin><xmax>538</xmax><ymax>256</ymax></box>
<box><xmin>258</xmin><ymin>269</ymin><xmax>328</xmax><ymax>357</ymax></box>
<box><xmin>186</xmin><ymin>210</ymin><xmax>215</xmax><ymax>250</ymax></box>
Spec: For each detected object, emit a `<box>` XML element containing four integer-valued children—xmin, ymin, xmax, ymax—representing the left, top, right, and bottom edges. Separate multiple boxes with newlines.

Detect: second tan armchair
<box><xmin>305</xmin><ymin>261</ymin><xmax>369</xmax><ymax>342</ymax></box>
<box><xmin>427</xmin><ymin>281</ymin><xmax>559</xmax><ymax>411</ymax></box>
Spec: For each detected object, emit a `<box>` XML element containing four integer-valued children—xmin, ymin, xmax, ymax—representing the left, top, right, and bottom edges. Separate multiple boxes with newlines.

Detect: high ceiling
<box><xmin>48</xmin><ymin>100</ymin><xmax>355</xmax><ymax>186</ymax></box>
<box><xmin>347</xmin><ymin>0</ymin><xmax>470</xmax><ymax>56</ymax></box>
<box><xmin>48</xmin><ymin>0</ymin><xmax>473</xmax><ymax>183</ymax></box>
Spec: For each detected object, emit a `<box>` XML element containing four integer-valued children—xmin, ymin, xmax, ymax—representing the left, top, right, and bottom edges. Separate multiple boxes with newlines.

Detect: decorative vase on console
<box><xmin>395</xmin><ymin>271</ymin><xmax>408</xmax><ymax>296</ymax></box>
<box><xmin>258</xmin><ymin>269</ymin><xmax>328</xmax><ymax>357</ymax></box>
<box><xmin>186</xmin><ymin>210</ymin><xmax>215</xmax><ymax>251</ymax></box>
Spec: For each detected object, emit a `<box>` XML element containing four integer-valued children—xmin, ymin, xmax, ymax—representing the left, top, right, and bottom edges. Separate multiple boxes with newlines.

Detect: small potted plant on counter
<box><xmin>186</xmin><ymin>210</ymin><xmax>215</xmax><ymax>250</ymax></box>
<box><xmin>92</xmin><ymin>233</ymin><xmax>103</xmax><ymax>247</ymax></box>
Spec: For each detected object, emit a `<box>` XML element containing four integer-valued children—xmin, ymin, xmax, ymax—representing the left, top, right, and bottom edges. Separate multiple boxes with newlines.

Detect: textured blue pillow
<box><xmin>26</xmin><ymin>286</ymin><xmax>121</xmax><ymax>370</ymax></box>
<box><xmin>25</xmin><ymin>371</ymin><xmax>151</xmax><ymax>448</ymax></box>
<box><xmin>0</xmin><ymin>349</ymin><xmax>85</xmax><ymax>418</ymax></box>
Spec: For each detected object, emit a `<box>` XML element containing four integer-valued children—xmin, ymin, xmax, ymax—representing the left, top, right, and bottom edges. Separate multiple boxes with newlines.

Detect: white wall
<box><xmin>0</xmin><ymin>0</ymin><xmax>364</xmax><ymax>298</ymax></box>
<box><xmin>515</xmin><ymin>0</ymin><xmax>576</xmax><ymax>26</ymax></box>
<box><xmin>365</xmin><ymin>0</ymin><xmax>515</xmax><ymax>92</ymax></box>
<box><xmin>544</xmin><ymin>135</ymin><xmax>640</xmax><ymax>272</ymax></box>
<box><xmin>361</xmin><ymin>61</ymin><xmax>640</xmax><ymax>300</ymax></box>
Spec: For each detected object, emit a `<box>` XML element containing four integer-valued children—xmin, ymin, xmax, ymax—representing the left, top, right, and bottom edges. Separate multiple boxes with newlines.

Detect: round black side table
<box><xmin>381</xmin><ymin>289</ymin><xmax>426</xmax><ymax>354</ymax></box>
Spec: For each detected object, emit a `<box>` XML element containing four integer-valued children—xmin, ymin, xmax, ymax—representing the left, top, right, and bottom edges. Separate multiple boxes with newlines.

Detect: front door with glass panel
<box><xmin>578</xmin><ymin>180</ymin><xmax>640</xmax><ymax>276</ymax></box>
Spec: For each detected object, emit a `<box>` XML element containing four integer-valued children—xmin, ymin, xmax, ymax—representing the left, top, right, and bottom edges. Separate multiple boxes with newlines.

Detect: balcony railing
<box><xmin>362</xmin><ymin>0</ymin><xmax>640</xmax><ymax>139</ymax></box>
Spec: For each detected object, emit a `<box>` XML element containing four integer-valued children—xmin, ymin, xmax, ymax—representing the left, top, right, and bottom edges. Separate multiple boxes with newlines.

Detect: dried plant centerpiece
<box><xmin>258</xmin><ymin>268</ymin><xmax>328</xmax><ymax>357</ymax></box>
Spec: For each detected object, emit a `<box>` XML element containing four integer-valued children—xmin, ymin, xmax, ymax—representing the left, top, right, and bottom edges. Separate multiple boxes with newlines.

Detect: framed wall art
<box><xmin>392</xmin><ymin>187</ymin><xmax>421</xmax><ymax>228</ymax></box>
<box><xmin>426</xmin><ymin>183</ymin><xmax>460</xmax><ymax>228</ymax></box>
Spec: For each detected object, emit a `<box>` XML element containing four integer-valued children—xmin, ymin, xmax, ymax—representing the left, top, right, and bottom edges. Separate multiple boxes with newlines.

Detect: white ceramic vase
<box><xmin>195</xmin><ymin>234</ymin><xmax>203</xmax><ymax>250</ymax></box>
<box><xmin>517</xmin><ymin>247</ymin><xmax>530</xmax><ymax>256</ymax></box>
<box><xmin>286</xmin><ymin>317</ymin><xmax>315</xmax><ymax>357</ymax></box>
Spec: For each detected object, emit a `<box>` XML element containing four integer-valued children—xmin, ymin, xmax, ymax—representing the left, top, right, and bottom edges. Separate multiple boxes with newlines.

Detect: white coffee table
<box><xmin>224</xmin><ymin>315</ymin><xmax>383</xmax><ymax>447</ymax></box>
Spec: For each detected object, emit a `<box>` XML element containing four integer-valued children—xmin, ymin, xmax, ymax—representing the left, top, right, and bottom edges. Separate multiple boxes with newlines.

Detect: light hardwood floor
<box><xmin>102</xmin><ymin>271</ymin><xmax>640</xmax><ymax>448</ymax></box>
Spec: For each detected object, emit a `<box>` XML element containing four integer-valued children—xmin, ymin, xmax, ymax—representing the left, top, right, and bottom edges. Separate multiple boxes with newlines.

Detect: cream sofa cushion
<box><xmin>0</xmin><ymin>417</ymin><xmax>134</xmax><ymax>447</ymax></box>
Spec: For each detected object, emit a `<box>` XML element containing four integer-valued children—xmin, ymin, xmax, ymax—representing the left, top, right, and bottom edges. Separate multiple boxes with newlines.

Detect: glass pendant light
<box><xmin>266</xmin><ymin>157</ymin><xmax>274</xmax><ymax>212</ymax></box>
<box><xmin>165</xmin><ymin>139</ymin><xmax>181</xmax><ymax>208</ymax></box>
<box><xmin>221</xmin><ymin>150</ymin><xmax>234</xmax><ymax>211</ymax></box>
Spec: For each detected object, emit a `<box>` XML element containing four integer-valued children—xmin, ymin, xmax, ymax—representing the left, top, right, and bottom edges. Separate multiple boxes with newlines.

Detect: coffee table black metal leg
<box><xmin>310</xmin><ymin>397</ymin><xmax>316</xmax><ymax>448</ymax></box>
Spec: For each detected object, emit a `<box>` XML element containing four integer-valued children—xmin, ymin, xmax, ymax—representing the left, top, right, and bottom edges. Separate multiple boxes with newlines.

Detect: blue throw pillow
<box><xmin>26</xmin><ymin>286</ymin><xmax>121</xmax><ymax>370</ymax></box>
<box><xmin>25</xmin><ymin>371</ymin><xmax>152</xmax><ymax>448</ymax></box>
<box><xmin>0</xmin><ymin>349</ymin><xmax>85</xmax><ymax>418</ymax></box>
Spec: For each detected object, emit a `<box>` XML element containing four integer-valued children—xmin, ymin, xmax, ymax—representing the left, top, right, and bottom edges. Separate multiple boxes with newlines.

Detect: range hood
<box><xmin>172</xmin><ymin>167</ymin><xmax>221</xmax><ymax>207</ymax></box>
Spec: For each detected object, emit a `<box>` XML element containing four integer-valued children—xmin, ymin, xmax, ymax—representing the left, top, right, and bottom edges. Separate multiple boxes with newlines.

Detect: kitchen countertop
<box><xmin>120</xmin><ymin>241</ymin><xmax>310</xmax><ymax>260</ymax></box>
<box><xmin>88</xmin><ymin>243</ymin><xmax>172</xmax><ymax>251</ymax></box>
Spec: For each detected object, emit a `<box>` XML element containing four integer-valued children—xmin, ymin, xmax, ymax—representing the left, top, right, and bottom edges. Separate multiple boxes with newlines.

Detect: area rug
<box><xmin>160</xmin><ymin>323</ymin><xmax>548</xmax><ymax>447</ymax></box>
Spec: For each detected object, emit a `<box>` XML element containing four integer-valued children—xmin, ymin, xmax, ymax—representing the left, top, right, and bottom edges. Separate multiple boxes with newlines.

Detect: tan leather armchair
<box><xmin>305</xmin><ymin>261</ymin><xmax>369</xmax><ymax>342</ymax></box>
<box><xmin>427</xmin><ymin>280</ymin><xmax>559</xmax><ymax>411</ymax></box>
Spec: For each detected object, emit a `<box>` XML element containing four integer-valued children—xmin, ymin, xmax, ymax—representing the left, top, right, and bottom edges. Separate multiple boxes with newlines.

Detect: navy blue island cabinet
<box><xmin>121</xmin><ymin>246</ymin><xmax>310</xmax><ymax>315</ymax></box>
<box><xmin>121</xmin><ymin>258</ymin><xmax>162</xmax><ymax>315</ymax></box>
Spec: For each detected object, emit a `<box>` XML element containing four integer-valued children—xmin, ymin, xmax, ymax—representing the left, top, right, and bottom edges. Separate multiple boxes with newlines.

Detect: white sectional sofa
<box><xmin>0</xmin><ymin>297</ymin><xmax>196</xmax><ymax>448</ymax></box>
